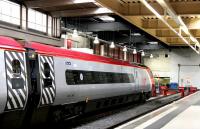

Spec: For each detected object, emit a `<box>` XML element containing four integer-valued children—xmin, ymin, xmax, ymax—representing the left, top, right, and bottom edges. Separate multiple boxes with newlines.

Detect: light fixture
<box><xmin>141</xmin><ymin>51</ymin><xmax>145</xmax><ymax>57</ymax></box>
<box><xmin>132</xmin><ymin>33</ymin><xmax>141</xmax><ymax>36</ymax></box>
<box><xmin>97</xmin><ymin>15</ymin><xmax>115</xmax><ymax>22</ymax></box>
<box><xmin>133</xmin><ymin>48</ymin><xmax>137</xmax><ymax>54</ymax></box>
<box><xmin>72</xmin><ymin>29</ymin><xmax>78</xmax><ymax>37</ymax></box>
<box><xmin>110</xmin><ymin>41</ymin><xmax>115</xmax><ymax>48</ymax></box>
<box><xmin>150</xmin><ymin>54</ymin><xmax>153</xmax><ymax>58</ymax></box>
<box><xmin>148</xmin><ymin>41</ymin><xmax>158</xmax><ymax>45</ymax></box>
<box><xmin>96</xmin><ymin>8</ymin><xmax>113</xmax><ymax>14</ymax></box>
<box><xmin>73</xmin><ymin>0</ymin><xmax>95</xmax><ymax>4</ymax></box>
<box><xmin>93</xmin><ymin>36</ymin><xmax>99</xmax><ymax>44</ymax></box>
<box><xmin>123</xmin><ymin>46</ymin><xmax>127</xmax><ymax>52</ymax></box>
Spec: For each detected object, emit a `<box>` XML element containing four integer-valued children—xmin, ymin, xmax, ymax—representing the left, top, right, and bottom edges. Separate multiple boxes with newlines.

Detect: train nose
<box><xmin>0</xmin><ymin>52</ymin><xmax>8</xmax><ymax>114</ymax></box>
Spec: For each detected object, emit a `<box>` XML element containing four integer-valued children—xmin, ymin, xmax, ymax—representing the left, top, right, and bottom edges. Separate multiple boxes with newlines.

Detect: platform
<box><xmin>116</xmin><ymin>91</ymin><xmax>200</xmax><ymax>129</ymax></box>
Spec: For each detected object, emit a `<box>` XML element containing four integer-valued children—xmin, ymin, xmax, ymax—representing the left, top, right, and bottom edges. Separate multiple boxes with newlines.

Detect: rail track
<box><xmin>44</xmin><ymin>93</ymin><xmax>181</xmax><ymax>129</ymax></box>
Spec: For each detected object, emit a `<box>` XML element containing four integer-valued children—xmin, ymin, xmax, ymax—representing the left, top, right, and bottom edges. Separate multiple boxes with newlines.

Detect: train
<box><xmin>0</xmin><ymin>36</ymin><xmax>154</xmax><ymax>128</ymax></box>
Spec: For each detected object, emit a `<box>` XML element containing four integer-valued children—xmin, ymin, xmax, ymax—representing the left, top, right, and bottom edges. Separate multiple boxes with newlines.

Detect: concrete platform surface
<box><xmin>116</xmin><ymin>91</ymin><xmax>200</xmax><ymax>129</ymax></box>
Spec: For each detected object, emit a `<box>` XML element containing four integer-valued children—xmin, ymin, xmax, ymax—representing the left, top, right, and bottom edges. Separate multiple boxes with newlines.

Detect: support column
<box><xmin>21</xmin><ymin>5</ymin><xmax>27</xmax><ymax>30</ymax></box>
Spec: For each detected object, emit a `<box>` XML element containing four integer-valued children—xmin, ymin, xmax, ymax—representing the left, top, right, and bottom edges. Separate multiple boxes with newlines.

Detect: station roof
<box><xmin>97</xmin><ymin>0</ymin><xmax>200</xmax><ymax>51</ymax></box>
<box><xmin>23</xmin><ymin>0</ymin><xmax>200</xmax><ymax>51</ymax></box>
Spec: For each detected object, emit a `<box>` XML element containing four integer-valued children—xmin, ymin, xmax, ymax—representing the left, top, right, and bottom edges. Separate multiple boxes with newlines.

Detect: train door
<box><xmin>38</xmin><ymin>55</ymin><xmax>56</xmax><ymax>106</ymax></box>
<box><xmin>4</xmin><ymin>51</ymin><xmax>28</xmax><ymax>111</ymax></box>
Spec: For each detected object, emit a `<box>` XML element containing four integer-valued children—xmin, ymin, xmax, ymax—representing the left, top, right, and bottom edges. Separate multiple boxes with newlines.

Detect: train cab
<box><xmin>0</xmin><ymin>36</ymin><xmax>29</xmax><ymax>114</ymax></box>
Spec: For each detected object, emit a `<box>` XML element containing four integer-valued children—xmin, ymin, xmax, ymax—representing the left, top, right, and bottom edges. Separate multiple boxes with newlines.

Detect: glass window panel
<box><xmin>0</xmin><ymin>0</ymin><xmax>20</xmax><ymax>25</ymax></box>
<box><xmin>28</xmin><ymin>9</ymin><xmax>47</xmax><ymax>32</ymax></box>
<box><xmin>48</xmin><ymin>16</ymin><xmax>52</xmax><ymax>36</ymax></box>
<box><xmin>28</xmin><ymin>9</ymin><xmax>35</xmax><ymax>23</ymax></box>
<box><xmin>65</xmin><ymin>70</ymin><xmax>134</xmax><ymax>85</ymax></box>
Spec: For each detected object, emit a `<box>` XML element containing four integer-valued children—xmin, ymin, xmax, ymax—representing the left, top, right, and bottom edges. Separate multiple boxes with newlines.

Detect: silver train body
<box><xmin>0</xmin><ymin>36</ymin><xmax>154</xmax><ymax>127</ymax></box>
<box><xmin>54</xmin><ymin>56</ymin><xmax>152</xmax><ymax>105</ymax></box>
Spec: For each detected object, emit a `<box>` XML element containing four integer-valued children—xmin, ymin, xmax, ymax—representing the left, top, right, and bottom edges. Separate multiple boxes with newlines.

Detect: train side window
<box><xmin>106</xmin><ymin>72</ymin><xmax>113</xmax><ymax>83</ymax></box>
<box><xmin>44</xmin><ymin>63</ymin><xmax>50</xmax><ymax>77</ymax></box>
<box><xmin>72</xmin><ymin>70</ymin><xmax>80</xmax><ymax>84</ymax></box>
<box><xmin>12</xmin><ymin>59</ymin><xmax>21</xmax><ymax>75</ymax></box>
<box><xmin>93</xmin><ymin>72</ymin><xmax>100</xmax><ymax>84</ymax></box>
<box><xmin>113</xmin><ymin>73</ymin><xmax>121</xmax><ymax>83</ymax></box>
<box><xmin>65</xmin><ymin>70</ymin><xmax>75</xmax><ymax>85</ymax></box>
<box><xmin>122</xmin><ymin>73</ymin><xmax>129</xmax><ymax>83</ymax></box>
<box><xmin>43</xmin><ymin>63</ymin><xmax>52</xmax><ymax>87</ymax></box>
<box><xmin>84</xmin><ymin>71</ymin><xmax>94</xmax><ymax>84</ymax></box>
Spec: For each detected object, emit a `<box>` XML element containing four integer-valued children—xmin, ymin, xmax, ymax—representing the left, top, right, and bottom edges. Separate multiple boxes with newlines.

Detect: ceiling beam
<box><xmin>51</xmin><ymin>7</ymin><xmax>113</xmax><ymax>17</ymax></box>
<box><xmin>24</xmin><ymin>0</ymin><xmax>95</xmax><ymax>8</ymax></box>
<box><xmin>96</xmin><ymin>0</ymin><xmax>173</xmax><ymax>46</ymax></box>
<box><xmin>121</xmin><ymin>1</ymin><xmax>200</xmax><ymax>16</ymax></box>
<box><xmin>142</xmin><ymin>18</ymin><xmax>200</xmax><ymax>30</ymax></box>
<box><xmin>156</xmin><ymin>30</ymin><xmax>200</xmax><ymax>37</ymax></box>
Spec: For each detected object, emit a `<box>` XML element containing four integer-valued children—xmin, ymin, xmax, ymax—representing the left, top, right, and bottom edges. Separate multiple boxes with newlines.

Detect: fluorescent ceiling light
<box><xmin>98</xmin><ymin>15</ymin><xmax>115</xmax><ymax>22</ymax></box>
<box><xmin>132</xmin><ymin>33</ymin><xmax>141</xmax><ymax>36</ymax></box>
<box><xmin>110</xmin><ymin>42</ymin><xmax>115</xmax><ymax>48</ymax></box>
<box><xmin>95</xmin><ymin>8</ymin><xmax>113</xmax><ymax>14</ymax></box>
<box><xmin>93</xmin><ymin>36</ymin><xmax>100</xmax><ymax>44</ymax></box>
<box><xmin>148</xmin><ymin>41</ymin><xmax>158</xmax><ymax>45</ymax></box>
<box><xmin>73</xmin><ymin>0</ymin><xmax>95</xmax><ymax>4</ymax></box>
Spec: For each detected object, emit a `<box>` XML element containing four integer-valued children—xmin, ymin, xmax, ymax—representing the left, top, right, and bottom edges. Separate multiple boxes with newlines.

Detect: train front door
<box><xmin>38</xmin><ymin>55</ymin><xmax>56</xmax><ymax>106</ymax></box>
<box><xmin>4</xmin><ymin>50</ymin><xmax>28</xmax><ymax>111</ymax></box>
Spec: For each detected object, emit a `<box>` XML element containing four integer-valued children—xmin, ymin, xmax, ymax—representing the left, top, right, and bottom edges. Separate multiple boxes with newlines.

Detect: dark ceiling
<box><xmin>62</xmin><ymin>15</ymin><xmax>168</xmax><ymax>50</ymax></box>
<box><xmin>20</xmin><ymin>0</ymin><xmax>170</xmax><ymax>50</ymax></box>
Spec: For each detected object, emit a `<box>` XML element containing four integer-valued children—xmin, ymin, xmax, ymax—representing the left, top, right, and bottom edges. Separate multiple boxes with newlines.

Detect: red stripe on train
<box><xmin>0</xmin><ymin>36</ymin><xmax>148</xmax><ymax>69</ymax></box>
<box><xmin>30</xmin><ymin>42</ymin><xmax>147</xmax><ymax>69</ymax></box>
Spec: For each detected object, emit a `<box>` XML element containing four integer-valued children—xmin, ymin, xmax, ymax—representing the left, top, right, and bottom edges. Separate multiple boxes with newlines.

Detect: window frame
<box><xmin>0</xmin><ymin>0</ymin><xmax>21</xmax><ymax>27</ymax></box>
<box><xmin>65</xmin><ymin>70</ymin><xmax>135</xmax><ymax>85</ymax></box>
<box><xmin>12</xmin><ymin>59</ymin><xmax>21</xmax><ymax>75</ymax></box>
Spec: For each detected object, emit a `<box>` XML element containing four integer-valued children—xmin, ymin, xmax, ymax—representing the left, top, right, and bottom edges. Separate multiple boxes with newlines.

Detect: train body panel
<box><xmin>0</xmin><ymin>37</ymin><xmax>29</xmax><ymax>113</ymax></box>
<box><xmin>53</xmin><ymin>56</ymin><xmax>78</xmax><ymax>105</ymax></box>
<box><xmin>0</xmin><ymin>50</ymin><xmax>7</xmax><ymax>114</ymax></box>
<box><xmin>0</xmin><ymin>37</ymin><xmax>154</xmax><ymax>127</ymax></box>
<box><xmin>4</xmin><ymin>50</ymin><xmax>29</xmax><ymax>111</ymax></box>
<box><xmin>53</xmin><ymin>56</ymin><xmax>152</xmax><ymax>106</ymax></box>
<box><xmin>37</xmin><ymin>54</ymin><xmax>56</xmax><ymax>107</ymax></box>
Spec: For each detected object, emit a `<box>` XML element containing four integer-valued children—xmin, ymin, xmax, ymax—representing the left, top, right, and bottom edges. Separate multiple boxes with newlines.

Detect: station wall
<box><xmin>144</xmin><ymin>48</ymin><xmax>200</xmax><ymax>88</ymax></box>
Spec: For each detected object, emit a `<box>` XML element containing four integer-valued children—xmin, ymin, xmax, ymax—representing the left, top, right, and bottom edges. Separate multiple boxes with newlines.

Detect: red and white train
<box><xmin>0</xmin><ymin>36</ymin><xmax>154</xmax><ymax>128</ymax></box>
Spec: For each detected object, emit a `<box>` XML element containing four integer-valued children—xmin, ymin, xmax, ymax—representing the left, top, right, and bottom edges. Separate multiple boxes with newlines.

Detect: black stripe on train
<box><xmin>4</xmin><ymin>51</ymin><xmax>28</xmax><ymax>110</ymax></box>
<box><xmin>39</xmin><ymin>55</ymin><xmax>56</xmax><ymax>106</ymax></box>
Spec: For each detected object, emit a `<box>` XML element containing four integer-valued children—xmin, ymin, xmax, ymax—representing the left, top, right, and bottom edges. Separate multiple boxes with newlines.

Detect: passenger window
<box><xmin>44</xmin><ymin>63</ymin><xmax>50</xmax><ymax>77</ymax></box>
<box><xmin>65</xmin><ymin>70</ymin><xmax>75</xmax><ymax>85</ymax></box>
<box><xmin>12</xmin><ymin>60</ymin><xmax>21</xmax><ymax>74</ymax></box>
<box><xmin>43</xmin><ymin>63</ymin><xmax>52</xmax><ymax>87</ymax></box>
